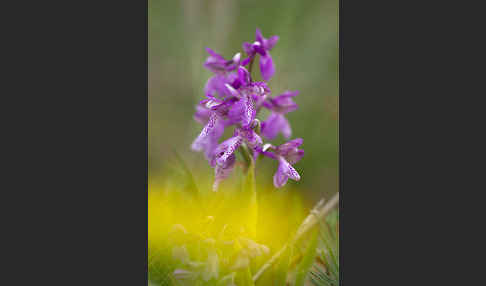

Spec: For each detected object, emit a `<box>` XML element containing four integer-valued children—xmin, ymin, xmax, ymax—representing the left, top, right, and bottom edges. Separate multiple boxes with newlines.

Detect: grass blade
<box><xmin>295</xmin><ymin>228</ymin><xmax>319</xmax><ymax>286</ymax></box>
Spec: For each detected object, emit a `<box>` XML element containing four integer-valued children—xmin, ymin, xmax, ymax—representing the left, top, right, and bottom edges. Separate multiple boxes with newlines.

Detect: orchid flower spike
<box><xmin>192</xmin><ymin>29</ymin><xmax>304</xmax><ymax>190</ymax></box>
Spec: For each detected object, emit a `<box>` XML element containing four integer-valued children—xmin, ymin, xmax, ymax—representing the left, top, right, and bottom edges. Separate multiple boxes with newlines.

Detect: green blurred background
<box><xmin>149</xmin><ymin>0</ymin><xmax>338</xmax><ymax>204</ymax></box>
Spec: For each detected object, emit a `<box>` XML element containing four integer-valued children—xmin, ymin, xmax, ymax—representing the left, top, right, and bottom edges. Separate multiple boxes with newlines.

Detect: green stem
<box><xmin>240</xmin><ymin>143</ymin><xmax>258</xmax><ymax>239</ymax></box>
<box><xmin>248</xmin><ymin>56</ymin><xmax>256</xmax><ymax>81</ymax></box>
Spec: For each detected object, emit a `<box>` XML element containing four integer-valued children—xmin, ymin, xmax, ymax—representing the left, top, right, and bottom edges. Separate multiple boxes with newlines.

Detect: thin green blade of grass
<box><xmin>310</xmin><ymin>269</ymin><xmax>336</xmax><ymax>286</ymax></box>
<box><xmin>315</xmin><ymin>211</ymin><xmax>339</xmax><ymax>280</ymax></box>
<box><xmin>311</xmin><ymin>210</ymin><xmax>339</xmax><ymax>286</ymax></box>
<box><xmin>318</xmin><ymin>230</ymin><xmax>338</xmax><ymax>280</ymax></box>
<box><xmin>235</xmin><ymin>266</ymin><xmax>255</xmax><ymax>286</ymax></box>
<box><xmin>273</xmin><ymin>244</ymin><xmax>292</xmax><ymax>286</ymax></box>
<box><xmin>295</xmin><ymin>228</ymin><xmax>319</xmax><ymax>286</ymax></box>
<box><xmin>171</xmin><ymin>148</ymin><xmax>200</xmax><ymax>198</ymax></box>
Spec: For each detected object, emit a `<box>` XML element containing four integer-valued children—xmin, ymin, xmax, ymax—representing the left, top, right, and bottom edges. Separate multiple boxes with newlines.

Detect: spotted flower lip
<box><xmin>191</xmin><ymin>113</ymin><xmax>225</xmax><ymax>160</ymax></box>
<box><xmin>227</xmin><ymin>94</ymin><xmax>255</xmax><ymax>128</ymax></box>
<box><xmin>213</xmin><ymin>153</ymin><xmax>236</xmax><ymax>191</ymax></box>
<box><xmin>211</xmin><ymin>135</ymin><xmax>243</xmax><ymax>168</ymax></box>
<box><xmin>273</xmin><ymin>156</ymin><xmax>301</xmax><ymax>188</ymax></box>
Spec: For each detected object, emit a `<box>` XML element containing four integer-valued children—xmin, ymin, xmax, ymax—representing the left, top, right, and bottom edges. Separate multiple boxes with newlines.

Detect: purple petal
<box><xmin>273</xmin><ymin>157</ymin><xmax>300</xmax><ymax>188</ymax></box>
<box><xmin>225</xmin><ymin>83</ymin><xmax>240</xmax><ymax>98</ymax></box>
<box><xmin>227</xmin><ymin>100</ymin><xmax>244</xmax><ymax>124</ymax></box>
<box><xmin>280</xmin><ymin>158</ymin><xmax>300</xmax><ymax>181</ymax></box>
<box><xmin>204</xmin><ymin>48</ymin><xmax>227</xmax><ymax>73</ymax></box>
<box><xmin>265</xmin><ymin>35</ymin><xmax>279</xmax><ymax>50</ymax></box>
<box><xmin>255</xmin><ymin>28</ymin><xmax>278</xmax><ymax>51</ymax></box>
<box><xmin>276</xmin><ymin>138</ymin><xmax>303</xmax><ymax>153</ymax></box>
<box><xmin>259</xmin><ymin>53</ymin><xmax>275</xmax><ymax>81</ymax></box>
<box><xmin>191</xmin><ymin>113</ymin><xmax>225</xmax><ymax>160</ymax></box>
<box><xmin>261</xmin><ymin>113</ymin><xmax>291</xmax><ymax>140</ymax></box>
<box><xmin>273</xmin><ymin>163</ymin><xmax>289</xmax><ymax>188</ymax></box>
<box><xmin>241</xmin><ymin>95</ymin><xmax>256</xmax><ymax>128</ymax></box>
<box><xmin>243</xmin><ymin>42</ymin><xmax>254</xmax><ymax>56</ymax></box>
<box><xmin>224</xmin><ymin>52</ymin><xmax>242</xmax><ymax>71</ymax></box>
<box><xmin>204</xmin><ymin>48</ymin><xmax>240</xmax><ymax>73</ymax></box>
<box><xmin>241</xmin><ymin>57</ymin><xmax>251</xmax><ymax>66</ymax></box>
<box><xmin>203</xmin><ymin>96</ymin><xmax>223</xmax><ymax>108</ymax></box>
<box><xmin>268</xmin><ymin>92</ymin><xmax>299</xmax><ymax>114</ymax></box>
<box><xmin>205</xmin><ymin>73</ymin><xmax>238</xmax><ymax>98</ymax></box>
<box><xmin>276</xmin><ymin>138</ymin><xmax>304</xmax><ymax>164</ymax></box>
<box><xmin>236</xmin><ymin>128</ymin><xmax>262</xmax><ymax>149</ymax></box>
<box><xmin>191</xmin><ymin>113</ymin><xmax>218</xmax><ymax>152</ymax></box>
<box><xmin>261</xmin><ymin>112</ymin><xmax>280</xmax><ymax>140</ymax></box>
<box><xmin>205</xmin><ymin>47</ymin><xmax>225</xmax><ymax>61</ymax></box>
<box><xmin>279</xmin><ymin>90</ymin><xmax>299</xmax><ymax>97</ymax></box>
<box><xmin>280</xmin><ymin>116</ymin><xmax>291</xmax><ymax>139</ymax></box>
<box><xmin>247</xmin><ymin>81</ymin><xmax>270</xmax><ymax>97</ymax></box>
<box><xmin>237</xmin><ymin>66</ymin><xmax>251</xmax><ymax>86</ymax></box>
<box><xmin>262</xmin><ymin>100</ymin><xmax>273</xmax><ymax>110</ymax></box>
<box><xmin>194</xmin><ymin>105</ymin><xmax>211</xmax><ymax>125</ymax></box>
<box><xmin>253</xmin><ymin>42</ymin><xmax>267</xmax><ymax>56</ymax></box>
<box><xmin>210</xmin><ymin>97</ymin><xmax>238</xmax><ymax>116</ymax></box>
<box><xmin>228</xmin><ymin>95</ymin><xmax>255</xmax><ymax>128</ymax></box>
<box><xmin>286</xmin><ymin>149</ymin><xmax>304</xmax><ymax>165</ymax></box>
<box><xmin>255</xmin><ymin>28</ymin><xmax>264</xmax><ymax>43</ymax></box>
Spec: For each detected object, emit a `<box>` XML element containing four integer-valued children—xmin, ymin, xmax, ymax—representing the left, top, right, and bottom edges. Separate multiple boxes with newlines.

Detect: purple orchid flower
<box><xmin>209</xmin><ymin>136</ymin><xmax>241</xmax><ymax>191</ymax></box>
<box><xmin>261</xmin><ymin>90</ymin><xmax>299</xmax><ymax>140</ymax></box>
<box><xmin>203</xmin><ymin>47</ymin><xmax>242</xmax><ymax>74</ymax></box>
<box><xmin>204</xmin><ymin>72</ymin><xmax>238</xmax><ymax>99</ymax></box>
<box><xmin>211</xmin><ymin>128</ymin><xmax>262</xmax><ymax>168</ymax></box>
<box><xmin>203</xmin><ymin>48</ymin><xmax>243</xmax><ymax>99</ymax></box>
<box><xmin>261</xmin><ymin>138</ymin><xmax>304</xmax><ymax>188</ymax></box>
<box><xmin>210</xmin><ymin>127</ymin><xmax>262</xmax><ymax>191</ymax></box>
<box><xmin>233</xmin><ymin>67</ymin><xmax>271</xmax><ymax>109</ymax></box>
<box><xmin>191</xmin><ymin>95</ymin><xmax>242</xmax><ymax>160</ymax></box>
<box><xmin>242</xmin><ymin>28</ymin><xmax>279</xmax><ymax>81</ymax></box>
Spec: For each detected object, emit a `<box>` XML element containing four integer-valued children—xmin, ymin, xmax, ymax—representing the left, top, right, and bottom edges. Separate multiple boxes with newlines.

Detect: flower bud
<box><xmin>252</xmin><ymin>118</ymin><xmax>261</xmax><ymax>134</ymax></box>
